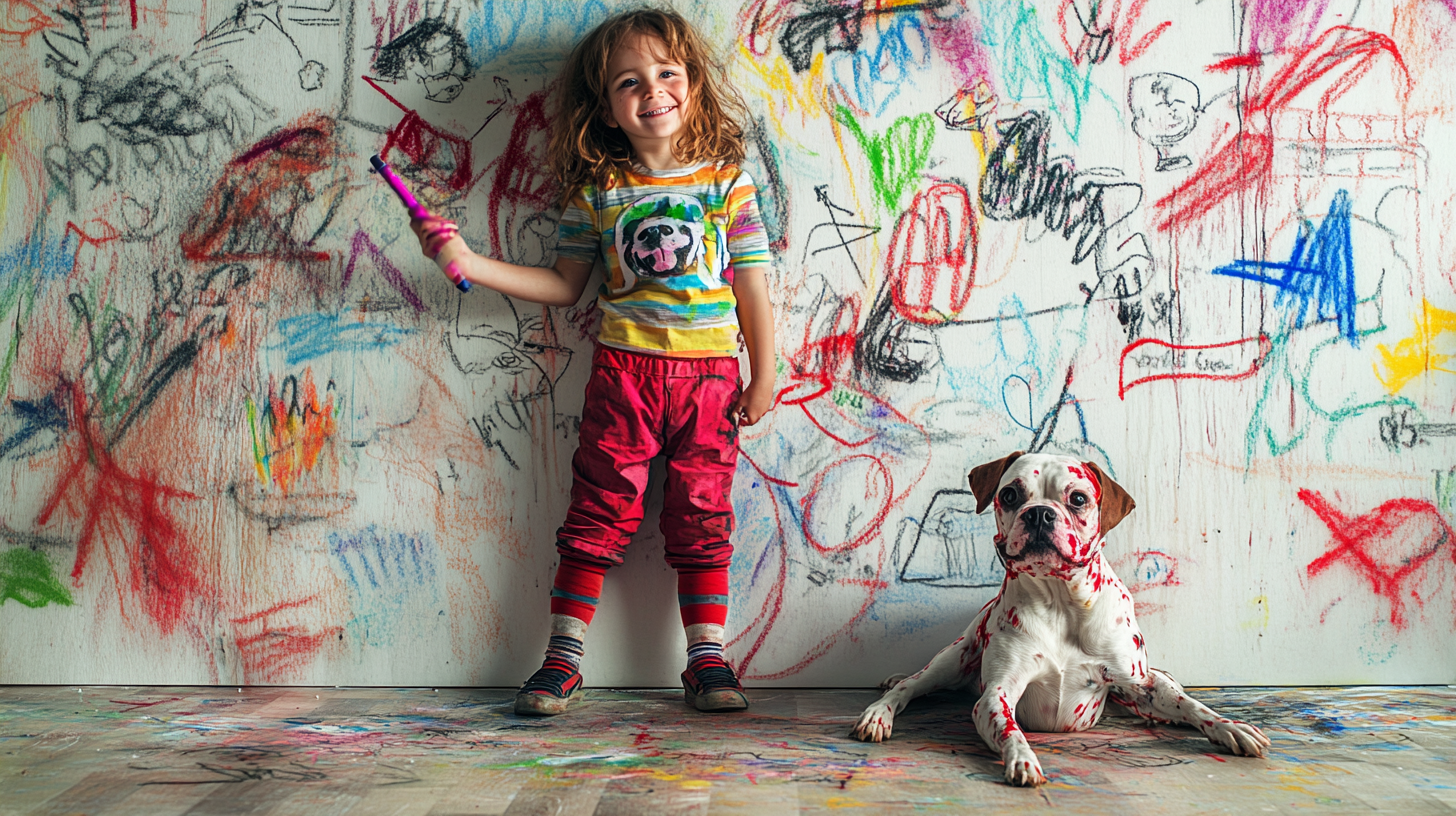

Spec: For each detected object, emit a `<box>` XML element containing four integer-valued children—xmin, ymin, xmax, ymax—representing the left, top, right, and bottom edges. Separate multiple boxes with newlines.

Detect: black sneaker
<box><xmin>513</xmin><ymin>659</ymin><xmax>584</xmax><ymax>716</ymax></box>
<box><xmin>681</xmin><ymin>656</ymin><xmax>749</xmax><ymax>712</ymax></box>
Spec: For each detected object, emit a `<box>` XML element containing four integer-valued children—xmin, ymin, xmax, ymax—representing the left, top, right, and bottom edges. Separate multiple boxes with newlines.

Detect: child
<box><xmin>411</xmin><ymin>8</ymin><xmax>775</xmax><ymax>715</ymax></box>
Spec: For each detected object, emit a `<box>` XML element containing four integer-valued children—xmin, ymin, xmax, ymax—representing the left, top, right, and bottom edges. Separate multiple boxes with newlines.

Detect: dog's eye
<box><xmin>1069</xmin><ymin>492</ymin><xmax>1089</xmax><ymax>508</ymax></box>
<box><xmin>998</xmin><ymin>486</ymin><xmax>1021</xmax><ymax>508</ymax></box>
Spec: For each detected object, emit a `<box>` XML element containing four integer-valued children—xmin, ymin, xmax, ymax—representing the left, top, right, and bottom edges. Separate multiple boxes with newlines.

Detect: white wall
<box><xmin>1</xmin><ymin>0</ymin><xmax>1453</xmax><ymax>686</ymax></box>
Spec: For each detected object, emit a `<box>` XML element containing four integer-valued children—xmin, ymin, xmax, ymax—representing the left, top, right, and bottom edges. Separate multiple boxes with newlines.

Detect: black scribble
<box><xmin>372</xmin><ymin>16</ymin><xmax>471</xmax><ymax>103</ymax></box>
<box><xmin>195</xmin><ymin>0</ymin><xmax>336</xmax><ymax>89</ymax></box>
<box><xmin>139</xmin><ymin>761</ymin><xmax>328</xmax><ymax>785</ymax></box>
<box><xmin>779</xmin><ymin>0</ymin><xmax>949</xmax><ymax>73</ymax></box>
<box><xmin>65</xmin><ymin>261</ymin><xmax>252</xmax><ymax>449</ymax></box>
<box><xmin>980</xmin><ymin>110</ymin><xmax>1143</xmax><ymax>266</ymax></box>
<box><xmin>41</xmin><ymin>18</ymin><xmax>273</xmax><ymax>207</ymax></box>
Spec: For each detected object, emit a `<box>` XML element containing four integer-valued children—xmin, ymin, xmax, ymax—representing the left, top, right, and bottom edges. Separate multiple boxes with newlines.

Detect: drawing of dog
<box><xmin>851</xmin><ymin>451</ymin><xmax>1269</xmax><ymax>786</ymax></box>
<box><xmin>617</xmin><ymin>195</ymin><xmax>705</xmax><ymax>280</ymax></box>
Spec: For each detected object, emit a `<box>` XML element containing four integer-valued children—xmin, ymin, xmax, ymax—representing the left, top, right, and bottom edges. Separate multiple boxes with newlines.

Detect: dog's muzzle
<box><xmin>1017</xmin><ymin>505</ymin><xmax>1059</xmax><ymax>551</ymax></box>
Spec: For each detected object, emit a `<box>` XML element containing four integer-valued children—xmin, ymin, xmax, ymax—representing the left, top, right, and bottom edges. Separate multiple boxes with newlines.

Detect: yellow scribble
<box><xmin>733</xmin><ymin>44</ymin><xmax>830</xmax><ymax>128</ymax></box>
<box><xmin>1375</xmin><ymin>299</ymin><xmax>1456</xmax><ymax>393</ymax></box>
<box><xmin>679</xmin><ymin>780</ymin><xmax>711</xmax><ymax>790</ymax></box>
<box><xmin>1240</xmin><ymin>594</ymin><xmax>1270</xmax><ymax>631</ymax></box>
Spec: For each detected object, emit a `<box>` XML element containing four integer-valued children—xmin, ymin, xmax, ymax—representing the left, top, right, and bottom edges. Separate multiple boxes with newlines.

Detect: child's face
<box><xmin>602</xmin><ymin>35</ymin><xmax>691</xmax><ymax>152</ymax></box>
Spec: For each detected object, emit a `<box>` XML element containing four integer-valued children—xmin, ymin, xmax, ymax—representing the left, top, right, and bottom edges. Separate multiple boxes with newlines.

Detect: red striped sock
<box><xmin>550</xmin><ymin>557</ymin><xmax>607</xmax><ymax>624</ymax></box>
<box><xmin>677</xmin><ymin>567</ymin><xmax>729</xmax><ymax>628</ymax></box>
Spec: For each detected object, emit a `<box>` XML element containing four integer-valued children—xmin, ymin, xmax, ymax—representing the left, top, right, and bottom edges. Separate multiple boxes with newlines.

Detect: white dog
<box><xmin>852</xmin><ymin>452</ymin><xmax>1269</xmax><ymax>786</ymax></box>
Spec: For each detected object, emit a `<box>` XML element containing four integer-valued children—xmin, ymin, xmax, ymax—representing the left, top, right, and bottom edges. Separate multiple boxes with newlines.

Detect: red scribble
<box><xmin>1300</xmin><ymin>489</ymin><xmax>1456</xmax><ymax>629</ymax></box>
<box><xmin>234</xmin><ymin>627</ymin><xmax>342</xmax><ymax>683</ymax></box>
<box><xmin>36</xmin><ymin>382</ymin><xmax>204</xmax><ymax>635</ymax></box>
<box><xmin>365</xmin><ymin>76</ymin><xmax>474</xmax><ymax>192</ymax></box>
<box><xmin>109</xmin><ymin>697</ymin><xmax>182</xmax><ymax>711</ymax></box>
<box><xmin>1057</xmin><ymin>0</ymin><xmax>1172</xmax><ymax>66</ymax></box>
<box><xmin>230</xmin><ymin>595</ymin><xmax>342</xmax><ymax>682</ymax></box>
<box><xmin>2</xmin><ymin>0</ymin><xmax>58</xmax><ymax>44</ymax></box>
<box><xmin>886</xmin><ymin>183</ymin><xmax>976</xmax><ymax>325</ymax></box>
<box><xmin>1208</xmin><ymin>53</ymin><xmax>1266</xmax><ymax>71</ymax></box>
<box><xmin>1157</xmin><ymin>27</ymin><xmax>1410</xmax><ymax>233</ymax></box>
<box><xmin>180</xmin><ymin>114</ymin><xmax>337</xmax><ymax>264</ymax></box>
<box><xmin>486</xmin><ymin>90</ymin><xmax>560</xmax><ymax>260</ymax></box>
<box><xmin>1118</xmin><ymin>334</ymin><xmax>1272</xmax><ymax>399</ymax></box>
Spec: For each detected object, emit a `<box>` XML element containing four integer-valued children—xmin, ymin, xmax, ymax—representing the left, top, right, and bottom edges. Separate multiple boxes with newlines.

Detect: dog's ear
<box><xmin>1082</xmin><ymin>461</ymin><xmax>1135</xmax><ymax>536</ymax></box>
<box><xmin>969</xmin><ymin>451</ymin><xmax>1023</xmax><ymax>513</ymax></box>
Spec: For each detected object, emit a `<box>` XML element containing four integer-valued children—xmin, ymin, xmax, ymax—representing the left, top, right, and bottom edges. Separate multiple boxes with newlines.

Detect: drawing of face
<box><xmin>1129</xmin><ymin>73</ymin><xmax>1200</xmax><ymax>145</ymax></box>
<box><xmin>612</xmin><ymin>194</ymin><xmax>706</xmax><ymax>291</ymax></box>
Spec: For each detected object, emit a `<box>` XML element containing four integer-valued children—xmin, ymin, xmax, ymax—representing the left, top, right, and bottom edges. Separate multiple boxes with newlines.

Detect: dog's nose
<box><xmin>1021</xmin><ymin>506</ymin><xmax>1058</xmax><ymax>531</ymax></box>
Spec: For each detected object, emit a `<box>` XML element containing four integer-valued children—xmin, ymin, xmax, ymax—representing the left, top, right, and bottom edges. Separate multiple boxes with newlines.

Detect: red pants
<box><xmin>556</xmin><ymin>345</ymin><xmax>740</xmax><ymax>569</ymax></box>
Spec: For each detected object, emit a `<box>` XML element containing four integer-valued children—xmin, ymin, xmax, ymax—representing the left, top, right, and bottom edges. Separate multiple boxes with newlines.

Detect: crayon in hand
<box><xmin>368</xmin><ymin>154</ymin><xmax>471</xmax><ymax>293</ymax></box>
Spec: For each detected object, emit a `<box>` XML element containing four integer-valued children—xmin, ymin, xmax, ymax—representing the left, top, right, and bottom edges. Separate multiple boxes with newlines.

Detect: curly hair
<box><xmin>547</xmin><ymin>8</ymin><xmax>749</xmax><ymax>209</ymax></box>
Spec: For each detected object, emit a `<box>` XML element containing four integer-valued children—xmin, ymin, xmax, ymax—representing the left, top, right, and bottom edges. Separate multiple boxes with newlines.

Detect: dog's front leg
<box><xmin>851</xmin><ymin>632</ymin><xmax>981</xmax><ymax>743</ymax></box>
<box><xmin>972</xmin><ymin>673</ymin><xmax>1045</xmax><ymax>786</ymax></box>
<box><xmin>1112</xmin><ymin>668</ymin><xmax>1270</xmax><ymax>758</ymax></box>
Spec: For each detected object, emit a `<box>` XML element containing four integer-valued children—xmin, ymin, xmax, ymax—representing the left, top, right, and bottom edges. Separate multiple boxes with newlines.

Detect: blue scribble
<box><xmin>976</xmin><ymin>0</ymin><xmax>1119</xmax><ymax>141</ymax></box>
<box><xmin>1001</xmin><ymin>374</ymin><xmax>1035</xmax><ymax>430</ymax></box>
<box><xmin>273</xmin><ymin>313</ymin><xmax>415</xmax><ymax>366</ymax></box>
<box><xmin>1129</xmin><ymin>551</ymin><xmax>1175</xmax><ymax>587</ymax></box>
<box><xmin>328</xmin><ymin>525</ymin><xmax>441</xmax><ymax>647</ymax></box>
<box><xmin>0</xmin><ymin>230</ymin><xmax>78</xmax><ymax>282</ymax></box>
<box><xmin>0</xmin><ymin>393</ymin><xmax>68</xmax><ymax>460</ymax></box>
<box><xmin>462</xmin><ymin>0</ymin><xmax>610</xmax><ymax>69</ymax></box>
<box><xmin>1213</xmin><ymin>190</ymin><xmax>1358</xmax><ymax>347</ymax></box>
<box><xmin>829</xmin><ymin>15</ymin><xmax>931</xmax><ymax>116</ymax></box>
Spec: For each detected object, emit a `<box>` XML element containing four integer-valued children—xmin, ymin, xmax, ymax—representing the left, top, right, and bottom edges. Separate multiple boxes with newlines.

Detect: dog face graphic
<box><xmin>613</xmin><ymin>194</ymin><xmax>707</xmax><ymax>290</ymax></box>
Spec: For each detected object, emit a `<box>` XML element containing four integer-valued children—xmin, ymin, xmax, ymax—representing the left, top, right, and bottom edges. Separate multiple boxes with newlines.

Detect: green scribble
<box><xmin>1243</xmin><ymin>306</ymin><xmax>1414</xmax><ymax>469</ymax></box>
<box><xmin>976</xmin><ymin>0</ymin><xmax>1119</xmax><ymax>141</ymax></box>
<box><xmin>0</xmin><ymin>547</ymin><xmax>75</xmax><ymax>608</ymax></box>
<box><xmin>1435</xmin><ymin>468</ymin><xmax>1455</xmax><ymax>517</ymax></box>
<box><xmin>834</xmin><ymin>107</ymin><xmax>936</xmax><ymax>215</ymax></box>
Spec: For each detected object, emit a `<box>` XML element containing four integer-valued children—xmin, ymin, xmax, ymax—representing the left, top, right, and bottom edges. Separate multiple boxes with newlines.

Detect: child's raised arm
<box><xmin>412</xmin><ymin>214</ymin><xmax>594</xmax><ymax>307</ymax></box>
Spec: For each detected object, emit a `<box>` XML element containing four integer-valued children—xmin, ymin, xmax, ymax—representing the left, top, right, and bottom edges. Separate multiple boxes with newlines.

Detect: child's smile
<box><xmin>603</xmin><ymin>34</ymin><xmax>692</xmax><ymax>167</ymax></box>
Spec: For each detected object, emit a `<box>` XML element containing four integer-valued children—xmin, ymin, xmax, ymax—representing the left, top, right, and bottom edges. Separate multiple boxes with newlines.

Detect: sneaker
<box><xmin>513</xmin><ymin>659</ymin><xmax>585</xmax><ymax>716</ymax></box>
<box><xmin>681</xmin><ymin>656</ymin><xmax>749</xmax><ymax>712</ymax></box>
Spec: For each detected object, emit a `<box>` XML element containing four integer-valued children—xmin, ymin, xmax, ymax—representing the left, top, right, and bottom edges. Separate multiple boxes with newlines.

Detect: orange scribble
<box><xmin>246</xmin><ymin>369</ymin><xmax>337</xmax><ymax>494</ymax></box>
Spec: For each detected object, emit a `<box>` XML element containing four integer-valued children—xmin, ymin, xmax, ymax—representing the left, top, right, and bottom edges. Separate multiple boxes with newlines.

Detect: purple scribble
<box><xmin>1246</xmin><ymin>0</ymin><xmax>1331</xmax><ymax>53</ymax></box>
<box><xmin>343</xmin><ymin>231</ymin><xmax>427</xmax><ymax>312</ymax></box>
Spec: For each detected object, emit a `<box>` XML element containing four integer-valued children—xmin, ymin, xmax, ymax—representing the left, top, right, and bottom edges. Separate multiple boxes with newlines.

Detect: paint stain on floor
<box><xmin>0</xmin><ymin>686</ymin><xmax>1452</xmax><ymax>814</ymax></box>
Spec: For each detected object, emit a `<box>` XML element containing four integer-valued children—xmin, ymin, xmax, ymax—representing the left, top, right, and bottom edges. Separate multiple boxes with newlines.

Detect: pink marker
<box><xmin>369</xmin><ymin>154</ymin><xmax>471</xmax><ymax>293</ymax></box>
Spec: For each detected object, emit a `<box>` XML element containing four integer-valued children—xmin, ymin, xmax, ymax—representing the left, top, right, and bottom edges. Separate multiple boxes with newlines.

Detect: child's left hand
<box><xmin>731</xmin><ymin>379</ymin><xmax>775</xmax><ymax>426</ymax></box>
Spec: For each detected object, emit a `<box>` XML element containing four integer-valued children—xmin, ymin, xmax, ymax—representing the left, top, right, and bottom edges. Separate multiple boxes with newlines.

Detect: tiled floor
<box><xmin>1</xmin><ymin>685</ymin><xmax>1452</xmax><ymax>814</ymax></box>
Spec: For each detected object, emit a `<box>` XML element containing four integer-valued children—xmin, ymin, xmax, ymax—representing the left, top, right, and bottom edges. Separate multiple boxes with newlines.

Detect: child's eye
<box><xmin>659</xmin><ymin>70</ymin><xmax>676</xmax><ymax>79</ymax></box>
<box><xmin>618</xmin><ymin>78</ymin><xmax>638</xmax><ymax>90</ymax></box>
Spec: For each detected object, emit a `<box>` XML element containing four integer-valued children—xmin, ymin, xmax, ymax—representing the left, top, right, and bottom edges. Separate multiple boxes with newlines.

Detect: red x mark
<box><xmin>1300</xmin><ymin>489</ymin><xmax>1455</xmax><ymax>629</ymax></box>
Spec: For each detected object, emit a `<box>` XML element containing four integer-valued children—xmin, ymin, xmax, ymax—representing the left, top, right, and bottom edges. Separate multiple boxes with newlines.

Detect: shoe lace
<box><xmin>688</xmin><ymin>658</ymin><xmax>741</xmax><ymax>692</ymax></box>
<box><xmin>521</xmin><ymin>661</ymin><xmax>577</xmax><ymax>695</ymax></box>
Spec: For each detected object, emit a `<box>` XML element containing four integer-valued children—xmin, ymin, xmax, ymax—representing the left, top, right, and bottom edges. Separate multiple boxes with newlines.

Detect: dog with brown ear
<box><xmin>851</xmin><ymin>452</ymin><xmax>1268</xmax><ymax>786</ymax></box>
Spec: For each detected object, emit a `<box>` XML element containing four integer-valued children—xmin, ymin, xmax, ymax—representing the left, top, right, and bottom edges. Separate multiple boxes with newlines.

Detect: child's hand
<box><xmin>410</xmin><ymin>213</ymin><xmax>460</xmax><ymax>259</ymax></box>
<box><xmin>731</xmin><ymin>379</ymin><xmax>776</xmax><ymax>426</ymax></box>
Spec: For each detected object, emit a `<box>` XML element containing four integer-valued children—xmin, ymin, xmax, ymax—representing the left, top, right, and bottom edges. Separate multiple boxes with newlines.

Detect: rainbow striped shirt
<box><xmin>555</xmin><ymin>162</ymin><xmax>772</xmax><ymax>358</ymax></box>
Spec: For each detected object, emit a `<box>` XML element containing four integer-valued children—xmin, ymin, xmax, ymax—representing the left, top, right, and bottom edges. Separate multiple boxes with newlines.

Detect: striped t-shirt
<box><xmin>554</xmin><ymin>162</ymin><xmax>772</xmax><ymax>357</ymax></box>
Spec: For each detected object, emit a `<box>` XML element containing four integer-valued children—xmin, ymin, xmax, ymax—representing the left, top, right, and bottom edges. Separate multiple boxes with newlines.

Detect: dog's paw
<box><xmin>1002</xmin><ymin>744</ymin><xmax>1047</xmax><ymax>787</ymax></box>
<box><xmin>851</xmin><ymin>703</ymin><xmax>895</xmax><ymax>742</ymax></box>
<box><xmin>1206</xmin><ymin>719</ymin><xmax>1271</xmax><ymax>758</ymax></box>
<box><xmin>878</xmin><ymin>674</ymin><xmax>909</xmax><ymax>691</ymax></box>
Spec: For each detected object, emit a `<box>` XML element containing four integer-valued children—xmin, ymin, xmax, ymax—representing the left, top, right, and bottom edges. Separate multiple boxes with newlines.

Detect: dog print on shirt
<box><xmin>610</xmin><ymin>193</ymin><xmax>725</xmax><ymax>294</ymax></box>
